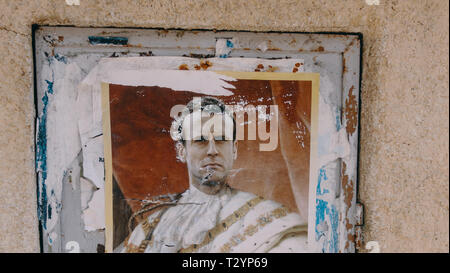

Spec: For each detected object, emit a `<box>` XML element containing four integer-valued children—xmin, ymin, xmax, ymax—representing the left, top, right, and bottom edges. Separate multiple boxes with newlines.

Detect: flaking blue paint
<box><xmin>36</xmin><ymin>80</ymin><xmax>52</xmax><ymax>229</ymax></box>
<box><xmin>315</xmin><ymin>199</ymin><xmax>340</xmax><ymax>253</ymax></box>
<box><xmin>54</xmin><ymin>54</ymin><xmax>67</xmax><ymax>64</ymax></box>
<box><xmin>329</xmin><ymin>205</ymin><xmax>339</xmax><ymax>253</ymax></box>
<box><xmin>88</xmin><ymin>36</ymin><xmax>128</xmax><ymax>45</ymax></box>
<box><xmin>315</xmin><ymin>167</ymin><xmax>339</xmax><ymax>252</ymax></box>
<box><xmin>36</xmin><ymin>55</ymin><xmax>64</xmax><ymax>230</ymax></box>
<box><xmin>316</xmin><ymin>168</ymin><xmax>329</xmax><ymax>196</ymax></box>
<box><xmin>315</xmin><ymin>199</ymin><xmax>328</xmax><ymax>241</ymax></box>
<box><xmin>219</xmin><ymin>39</ymin><xmax>234</xmax><ymax>58</ymax></box>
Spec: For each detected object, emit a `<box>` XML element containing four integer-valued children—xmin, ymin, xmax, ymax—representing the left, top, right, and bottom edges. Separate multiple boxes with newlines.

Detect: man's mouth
<box><xmin>200</xmin><ymin>163</ymin><xmax>225</xmax><ymax>187</ymax></box>
<box><xmin>202</xmin><ymin>163</ymin><xmax>223</xmax><ymax>169</ymax></box>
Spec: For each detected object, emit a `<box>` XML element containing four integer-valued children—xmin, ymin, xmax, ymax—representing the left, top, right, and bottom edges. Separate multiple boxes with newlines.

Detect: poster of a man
<box><xmin>102</xmin><ymin>71</ymin><xmax>319</xmax><ymax>253</ymax></box>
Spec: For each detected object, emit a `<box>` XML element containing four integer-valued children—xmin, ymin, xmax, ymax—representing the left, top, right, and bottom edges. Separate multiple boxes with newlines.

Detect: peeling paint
<box><xmin>344</xmin><ymin>86</ymin><xmax>357</xmax><ymax>135</ymax></box>
<box><xmin>76</xmin><ymin>56</ymin><xmax>305</xmax><ymax>233</ymax></box>
<box><xmin>36</xmin><ymin>55</ymin><xmax>85</xmax><ymax>245</ymax></box>
<box><xmin>178</xmin><ymin>64</ymin><xmax>189</xmax><ymax>70</ymax></box>
<box><xmin>342</xmin><ymin>162</ymin><xmax>354</xmax><ymax>209</ymax></box>
<box><xmin>316</xmin><ymin>168</ymin><xmax>330</xmax><ymax>196</ymax></box>
<box><xmin>215</xmin><ymin>38</ymin><xmax>235</xmax><ymax>58</ymax></box>
<box><xmin>311</xmin><ymin>46</ymin><xmax>325</xmax><ymax>52</ymax></box>
<box><xmin>34</xmin><ymin>27</ymin><xmax>361</xmax><ymax>253</ymax></box>
<box><xmin>88</xmin><ymin>36</ymin><xmax>128</xmax><ymax>46</ymax></box>
<box><xmin>36</xmin><ymin>78</ymin><xmax>53</xmax><ymax>230</ymax></box>
<box><xmin>341</xmin><ymin>161</ymin><xmax>355</xmax><ymax>251</ymax></box>
<box><xmin>314</xmin><ymin>198</ymin><xmax>339</xmax><ymax>253</ymax></box>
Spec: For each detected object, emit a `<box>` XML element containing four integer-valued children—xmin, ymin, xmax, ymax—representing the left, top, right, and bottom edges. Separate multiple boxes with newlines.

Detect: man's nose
<box><xmin>207</xmin><ymin>138</ymin><xmax>219</xmax><ymax>156</ymax></box>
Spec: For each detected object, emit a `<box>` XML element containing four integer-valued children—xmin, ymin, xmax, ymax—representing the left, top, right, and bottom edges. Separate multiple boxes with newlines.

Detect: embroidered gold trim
<box><xmin>141</xmin><ymin>217</ymin><xmax>160</xmax><ymax>236</ymax></box>
<box><xmin>138</xmin><ymin>239</ymin><xmax>151</xmax><ymax>252</ymax></box>
<box><xmin>219</xmin><ymin>205</ymin><xmax>289</xmax><ymax>253</ymax></box>
<box><xmin>125</xmin><ymin>243</ymin><xmax>140</xmax><ymax>253</ymax></box>
<box><xmin>178</xmin><ymin>196</ymin><xmax>264</xmax><ymax>253</ymax></box>
<box><xmin>131</xmin><ymin>216</ymin><xmax>161</xmax><ymax>253</ymax></box>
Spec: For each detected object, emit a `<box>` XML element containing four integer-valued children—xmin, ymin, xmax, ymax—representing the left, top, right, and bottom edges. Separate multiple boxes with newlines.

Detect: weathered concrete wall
<box><xmin>0</xmin><ymin>0</ymin><xmax>448</xmax><ymax>252</ymax></box>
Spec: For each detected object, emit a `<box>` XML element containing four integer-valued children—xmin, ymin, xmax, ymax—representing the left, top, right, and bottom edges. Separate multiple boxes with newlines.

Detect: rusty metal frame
<box><xmin>33</xmin><ymin>26</ymin><xmax>362</xmax><ymax>253</ymax></box>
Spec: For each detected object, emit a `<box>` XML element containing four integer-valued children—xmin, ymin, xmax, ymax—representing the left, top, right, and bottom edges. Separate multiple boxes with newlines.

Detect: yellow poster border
<box><xmin>102</xmin><ymin>71</ymin><xmax>319</xmax><ymax>253</ymax></box>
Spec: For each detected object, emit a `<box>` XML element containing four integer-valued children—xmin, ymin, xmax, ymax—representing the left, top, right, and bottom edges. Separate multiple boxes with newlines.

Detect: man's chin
<box><xmin>200</xmin><ymin>180</ymin><xmax>220</xmax><ymax>186</ymax></box>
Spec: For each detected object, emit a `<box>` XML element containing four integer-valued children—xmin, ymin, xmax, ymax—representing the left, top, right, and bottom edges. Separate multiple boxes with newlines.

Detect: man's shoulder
<box><xmin>218</xmin><ymin>189</ymin><xmax>307</xmax><ymax>253</ymax></box>
<box><xmin>226</xmin><ymin>189</ymin><xmax>306</xmax><ymax>228</ymax></box>
<box><xmin>229</xmin><ymin>189</ymin><xmax>294</xmax><ymax>215</ymax></box>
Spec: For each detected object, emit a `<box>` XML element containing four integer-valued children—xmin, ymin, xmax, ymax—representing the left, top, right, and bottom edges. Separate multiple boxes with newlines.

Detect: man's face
<box><xmin>178</xmin><ymin>111</ymin><xmax>237</xmax><ymax>195</ymax></box>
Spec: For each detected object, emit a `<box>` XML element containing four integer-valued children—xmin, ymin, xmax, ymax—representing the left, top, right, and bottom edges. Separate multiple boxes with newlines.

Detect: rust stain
<box><xmin>344</xmin><ymin>86</ymin><xmax>358</xmax><ymax>135</ymax></box>
<box><xmin>178</xmin><ymin>64</ymin><xmax>189</xmax><ymax>70</ymax></box>
<box><xmin>200</xmin><ymin>60</ymin><xmax>212</xmax><ymax>70</ymax></box>
<box><xmin>345</xmin><ymin>219</ymin><xmax>353</xmax><ymax>230</ymax></box>
<box><xmin>123</xmin><ymin>43</ymin><xmax>142</xmax><ymax>48</ymax></box>
<box><xmin>311</xmin><ymin>46</ymin><xmax>325</xmax><ymax>52</ymax></box>
<box><xmin>243</xmin><ymin>48</ymin><xmax>251</xmax><ymax>51</ymax></box>
<box><xmin>348</xmin><ymin>39</ymin><xmax>355</xmax><ymax>47</ymax></box>
<box><xmin>292</xmin><ymin>67</ymin><xmax>298</xmax><ymax>73</ymax></box>
<box><xmin>344</xmin><ymin>38</ymin><xmax>356</xmax><ymax>53</ymax></box>
<box><xmin>345</xmin><ymin>234</ymin><xmax>355</xmax><ymax>250</ymax></box>
<box><xmin>254</xmin><ymin>64</ymin><xmax>278</xmax><ymax>73</ymax></box>
<box><xmin>175</xmin><ymin>31</ymin><xmax>185</xmax><ymax>38</ymax></box>
<box><xmin>342</xmin><ymin>161</ymin><xmax>355</xmax><ymax>251</ymax></box>
<box><xmin>344</xmin><ymin>227</ymin><xmax>356</xmax><ymax>250</ymax></box>
<box><xmin>288</xmin><ymin>38</ymin><xmax>297</xmax><ymax>46</ymax></box>
<box><xmin>348</xmin><ymin>234</ymin><xmax>355</xmax><ymax>242</ymax></box>
<box><xmin>341</xmin><ymin>162</ymin><xmax>354</xmax><ymax>211</ymax></box>
<box><xmin>355</xmin><ymin>228</ymin><xmax>363</xmax><ymax>249</ymax></box>
<box><xmin>266</xmin><ymin>65</ymin><xmax>278</xmax><ymax>72</ymax></box>
<box><xmin>193</xmin><ymin>60</ymin><xmax>213</xmax><ymax>70</ymax></box>
<box><xmin>139</xmin><ymin>51</ymin><xmax>153</xmax><ymax>56</ymax></box>
<box><xmin>157</xmin><ymin>29</ymin><xmax>169</xmax><ymax>37</ymax></box>
<box><xmin>58</xmin><ymin>36</ymin><xmax>64</xmax><ymax>42</ymax></box>
<box><xmin>298</xmin><ymin>48</ymin><xmax>304</xmax><ymax>52</ymax></box>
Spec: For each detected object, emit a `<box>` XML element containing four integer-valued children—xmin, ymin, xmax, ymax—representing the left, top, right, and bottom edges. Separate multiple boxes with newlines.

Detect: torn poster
<box><xmin>101</xmin><ymin>70</ymin><xmax>319</xmax><ymax>253</ymax></box>
<box><xmin>75</xmin><ymin>57</ymin><xmax>308</xmax><ymax>234</ymax></box>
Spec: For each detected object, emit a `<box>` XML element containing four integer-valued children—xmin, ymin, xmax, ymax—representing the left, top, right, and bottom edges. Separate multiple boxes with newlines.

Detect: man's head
<box><xmin>172</xmin><ymin>97</ymin><xmax>237</xmax><ymax>195</ymax></box>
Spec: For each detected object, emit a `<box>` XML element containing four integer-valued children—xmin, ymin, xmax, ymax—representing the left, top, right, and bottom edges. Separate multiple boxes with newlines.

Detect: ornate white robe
<box><xmin>121</xmin><ymin>186</ymin><xmax>308</xmax><ymax>253</ymax></box>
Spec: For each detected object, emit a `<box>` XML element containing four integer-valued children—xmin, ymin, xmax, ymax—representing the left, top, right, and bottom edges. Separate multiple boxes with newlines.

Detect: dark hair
<box><xmin>172</xmin><ymin>96</ymin><xmax>236</xmax><ymax>144</ymax></box>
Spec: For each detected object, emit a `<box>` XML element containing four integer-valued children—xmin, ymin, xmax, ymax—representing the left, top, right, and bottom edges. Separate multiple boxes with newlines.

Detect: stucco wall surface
<box><xmin>0</xmin><ymin>0</ymin><xmax>448</xmax><ymax>253</ymax></box>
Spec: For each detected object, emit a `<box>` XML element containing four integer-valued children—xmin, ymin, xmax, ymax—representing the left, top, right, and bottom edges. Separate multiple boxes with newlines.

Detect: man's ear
<box><xmin>175</xmin><ymin>142</ymin><xmax>187</xmax><ymax>163</ymax></box>
<box><xmin>233</xmin><ymin>140</ymin><xmax>238</xmax><ymax>160</ymax></box>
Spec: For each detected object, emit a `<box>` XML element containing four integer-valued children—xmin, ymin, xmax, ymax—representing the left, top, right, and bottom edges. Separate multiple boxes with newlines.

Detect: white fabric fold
<box><xmin>149</xmin><ymin>186</ymin><xmax>232</xmax><ymax>252</ymax></box>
